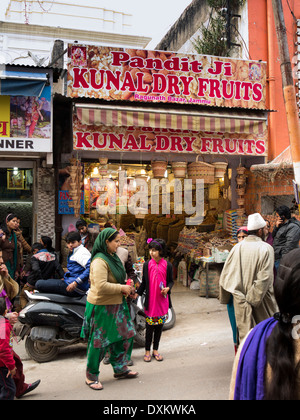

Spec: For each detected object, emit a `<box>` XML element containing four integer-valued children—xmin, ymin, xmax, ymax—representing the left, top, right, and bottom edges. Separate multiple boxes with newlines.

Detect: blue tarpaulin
<box><xmin>0</xmin><ymin>70</ymin><xmax>48</xmax><ymax>97</ymax></box>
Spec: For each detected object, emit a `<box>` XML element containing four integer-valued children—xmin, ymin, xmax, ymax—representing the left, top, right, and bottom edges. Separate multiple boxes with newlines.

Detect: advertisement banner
<box><xmin>73</xmin><ymin>115</ymin><xmax>267</xmax><ymax>156</ymax></box>
<box><xmin>67</xmin><ymin>44</ymin><xmax>267</xmax><ymax>110</ymax></box>
<box><xmin>0</xmin><ymin>96</ymin><xmax>10</xmax><ymax>137</ymax></box>
<box><xmin>58</xmin><ymin>190</ymin><xmax>84</xmax><ymax>215</ymax></box>
<box><xmin>0</xmin><ymin>85</ymin><xmax>52</xmax><ymax>152</ymax></box>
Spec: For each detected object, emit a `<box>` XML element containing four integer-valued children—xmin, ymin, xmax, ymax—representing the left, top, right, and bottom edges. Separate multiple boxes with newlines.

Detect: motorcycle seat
<box><xmin>28</xmin><ymin>292</ymin><xmax>87</xmax><ymax>306</ymax></box>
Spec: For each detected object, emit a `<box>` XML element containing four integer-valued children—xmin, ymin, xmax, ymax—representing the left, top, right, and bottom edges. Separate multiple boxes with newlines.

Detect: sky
<box><xmin>1</xmin><ymin>0</ymin><xmax>193</xmax><ymax>48</ymax></box>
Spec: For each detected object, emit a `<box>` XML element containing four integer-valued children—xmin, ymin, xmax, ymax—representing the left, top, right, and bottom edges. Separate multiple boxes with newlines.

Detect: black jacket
<box><xmin>137</xmin><ymin>260</ymin><xmax>174</xmax><ymax>311</ymax></box>
<box><xmin>272</xmin><ymin>217</ymin><xmax>300</xmax><ymax>260</ymax></box>
<box><xmin>27</xmin><ymin>250</ymin><xmax>65</xmax><ymax>287</ymax></box>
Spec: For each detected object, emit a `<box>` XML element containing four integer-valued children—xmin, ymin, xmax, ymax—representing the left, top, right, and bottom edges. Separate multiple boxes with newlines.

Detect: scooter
<box><xmin>129</xmin><ymin>294</ymin><xmax>147</xmax><ymax>347</ymax></box>
<box><xmin>18</xmin><ymin>290</ymin><xmax>87</xmax><ymax>363</ymax></box>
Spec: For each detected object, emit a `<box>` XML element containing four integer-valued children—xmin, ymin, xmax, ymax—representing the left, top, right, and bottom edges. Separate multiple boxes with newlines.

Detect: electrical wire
<box><xmin>230</xmin><ymin>23</ymin><xmax>252</xmax><ymax>60</ymax></box>
<box><xmin>286</xmin><ymin>0</ymin><xmax>297</xmax><ymax>23</ymax></box>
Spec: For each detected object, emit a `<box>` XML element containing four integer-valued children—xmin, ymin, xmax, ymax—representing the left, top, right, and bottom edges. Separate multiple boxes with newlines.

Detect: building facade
<box><xmin>0</xmin><ymin>1</ymin><xmax>150</xmax><ymax>250</ymax></box>
<box><xmin>155</xmin><ymin>0</ymin><xmax>300</xmax><ymax>220</ymax></box>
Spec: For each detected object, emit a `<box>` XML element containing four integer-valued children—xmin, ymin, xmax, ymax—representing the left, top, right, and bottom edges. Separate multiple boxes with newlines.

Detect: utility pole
<box><xmin>272</xmin><ymin>0</ymin><xmax>300</xmax><ymax>188</ymax></box>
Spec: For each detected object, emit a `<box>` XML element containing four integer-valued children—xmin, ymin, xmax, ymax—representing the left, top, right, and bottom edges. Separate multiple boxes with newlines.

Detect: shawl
<box><xmin>91</xmin><ymin>228</ymin><xmax>126</xmax><ymax>284</ymax></box>
<box><xmin>5</xmin><ymin>231</ymin><xmax>18</xmax><ymax>279</ymax></box>
<box><xmin>0</xmin><ymin>289</ymin><xmax>12</xmax><ymax>312</ymax></box>
<box><xmin>0</xmin><ymin>271</ymin><xmax>19</xmax><ymax>312</ymax></box>
<box><xmin>234</xmin><ymin>317</ymin><xmax>277</xmax><ymax>400</ymax></box>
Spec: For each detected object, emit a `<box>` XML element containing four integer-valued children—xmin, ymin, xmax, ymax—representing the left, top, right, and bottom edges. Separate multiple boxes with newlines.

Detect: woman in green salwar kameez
<box><xmin>81</xmin><ymin>228</ymin><xmax>138</xmax><ymax>390</ymax></box>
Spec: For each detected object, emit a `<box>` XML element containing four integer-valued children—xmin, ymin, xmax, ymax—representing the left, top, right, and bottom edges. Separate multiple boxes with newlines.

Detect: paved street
<box><xmin>14</xmin><ymin>282</ymin><xmax>234</xmax><ymax>401</ymax></box>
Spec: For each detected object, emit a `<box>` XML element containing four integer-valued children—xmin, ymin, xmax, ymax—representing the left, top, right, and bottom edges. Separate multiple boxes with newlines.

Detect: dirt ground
<box><xmin>14</xmin><ymin>282</ymin><xmax>235</xmax><ymax>401</ymax></box>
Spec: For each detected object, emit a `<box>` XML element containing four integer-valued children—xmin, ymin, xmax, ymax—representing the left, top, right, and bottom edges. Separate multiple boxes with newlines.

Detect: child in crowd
<box><xmin>36</xmin><ymin>231</ymin><xmax>91</xmax><ymax>297</ymax></box>
<box><xmin>75</xmin><ymin>219</ymin><xmax>98</xmax><ymax>253</ymax></box>
<box><xmin>40</xmin><ymin>236</ymin><xmax>55</xmax><ymax>253</ymax></box>
<box><xmin>137</xmin><ymin>238</ymin><xmax>174</xmax><ymax>362</ymax></box>
<box><xmin>28</xmin><ymin>242</ymin><xmax>64</xmax><ymax>286</ymax></box>
<box><xmin>0</xmin><ymin>297</ymin><xmax>16</xmax><ymax>400</ymax></box>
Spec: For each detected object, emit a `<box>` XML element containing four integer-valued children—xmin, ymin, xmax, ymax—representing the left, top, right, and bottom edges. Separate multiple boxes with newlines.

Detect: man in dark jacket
<box><xmin>272</xmin><ymin>205</ymin><xmax>300</xmax><ymax>271</ymax></box>
<box><xmin>19</xmin><ymin>243</ymin><xmax>65</xmax><ymax>309</ymax></box>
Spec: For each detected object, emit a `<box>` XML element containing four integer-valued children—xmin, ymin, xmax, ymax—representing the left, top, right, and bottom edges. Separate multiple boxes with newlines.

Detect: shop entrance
<box><xmin>0</xmin><ymin>163</ymin><xmax>34</xmax><ymax>246</ymax></box>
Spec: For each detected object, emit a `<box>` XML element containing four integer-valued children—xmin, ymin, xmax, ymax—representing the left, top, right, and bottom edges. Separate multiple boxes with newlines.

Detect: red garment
<box><xmin>145</xmin><ymin>258</ymin><xmax>169</xmax><ymax>319</ymax></box>
<box><xmin>13</xmin><ymin>351</ymin><xmax>28</xmax><ymax>397</ymax></box>
<box><xmin>0</xmin><ymin>317</ymin><xmax>15</xmax><ymax>371</ymax></box>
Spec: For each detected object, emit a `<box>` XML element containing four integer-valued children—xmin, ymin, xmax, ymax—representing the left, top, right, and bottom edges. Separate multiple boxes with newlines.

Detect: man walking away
<box><xmin>219</xmin><ymin>213</ymin><xmax>277</xmax><ymax>344</ymax></box>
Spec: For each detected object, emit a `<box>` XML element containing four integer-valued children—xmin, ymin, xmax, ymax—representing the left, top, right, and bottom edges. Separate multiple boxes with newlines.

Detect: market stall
<box><xmin>174</xmin><ymin>226</ymin><xmax>235</xmax><ymax>297</ymax></box>
<box><xmin>56</xmin><ymin>43</ymin><xmax>270</xmax><ymax>296</ymax></box>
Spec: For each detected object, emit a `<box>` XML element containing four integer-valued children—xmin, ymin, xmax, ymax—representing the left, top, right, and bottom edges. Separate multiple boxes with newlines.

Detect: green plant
<box><xmin>192</xmin><ymin>0</ymin><xmax>246</xmax><ymax>57</ymax></box>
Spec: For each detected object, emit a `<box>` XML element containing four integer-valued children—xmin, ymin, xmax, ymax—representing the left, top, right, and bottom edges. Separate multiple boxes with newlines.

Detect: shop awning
<box><xmin>251</xmin><ymin>146</ymin><xmax>293</xmax><ymax>172</ymax></box>
<box><xmin>75</xmin><ymin>104</ymin><xmax>267</xmax><ymax>135</ymax></box>
<box><xmin>0</xmin><ymin>70</ymin><xmax>48</xmax><ymax>97</ymax></box>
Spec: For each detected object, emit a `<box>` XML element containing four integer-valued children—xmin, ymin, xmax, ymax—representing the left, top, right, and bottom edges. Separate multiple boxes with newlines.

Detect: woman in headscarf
<box><xmin>80</xmin><ymin>228</ymin><xmax>138</xmax><ymax>391</ymax></box>
<box><xmin>0</xmin><ymin>242</ymin><xmax>19</xmax><ymax>312</ymax></box>
<box><xmin>0</xmin><ymin>214</ymin><xmax>19</xmax><ymax>280</ymax></box>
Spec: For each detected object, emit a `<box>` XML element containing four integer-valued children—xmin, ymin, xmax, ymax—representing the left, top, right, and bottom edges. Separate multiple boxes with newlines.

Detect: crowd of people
<box><xmin>0</xmin><ymin>214</ymin><xmax>173</xmax><ymax>397</ymax></box>
<box><xmin>220</xmin><ymin>207</ymin><xmax>300</xmax><ymax>400</ymax></box>
<box><xmin>0</xmin><ymin>205</ymin><xmax>300</xmax><ymax>399</ymax></box>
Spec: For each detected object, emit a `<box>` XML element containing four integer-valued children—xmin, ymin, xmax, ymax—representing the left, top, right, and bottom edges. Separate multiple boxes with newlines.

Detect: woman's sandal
<box><xmin>114</xmin><ymin>370</ymin><xmax>139</xmax><ymax>380</ymax></box>
<box><xmin>152</xmin><ymin>353</ymin><xmax>164</xmax><ymax>361</ymax></box>
<box><xmin>85</xmin><ymin>380</ymin><xmax>103</xmax><ymax>390</ymax></box>
<box><xmin>144</xmin><ymin>354</ymin><xmax>151</xmax><ymax>362</ymax></box>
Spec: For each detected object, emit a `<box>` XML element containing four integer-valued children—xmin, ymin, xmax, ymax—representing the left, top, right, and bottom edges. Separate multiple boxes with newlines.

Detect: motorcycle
<box><xmin>18</xmin><ymin>290</ymin><xmax>87</xmax><ymax>363</ymax></box>
<box><xmin>129</xmin><ymin>294</ymin><xmax>147</xmax><ymax>347</ymax></box>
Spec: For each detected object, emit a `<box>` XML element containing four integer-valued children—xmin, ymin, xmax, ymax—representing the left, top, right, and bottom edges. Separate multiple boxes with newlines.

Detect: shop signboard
<box><xmin>67</xmin><ymin>44</ymin><xmax>267</xmax><ymax>110</ymax></box>
<box><xmin>73</xmin><ymin>117</ymin><xmax>267</xmax><ymax>156</ymax></box>
<box><xmin>0</xmin><ymin>85</ymin><xmax>52</xmax><ymax>153</ymax></box>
